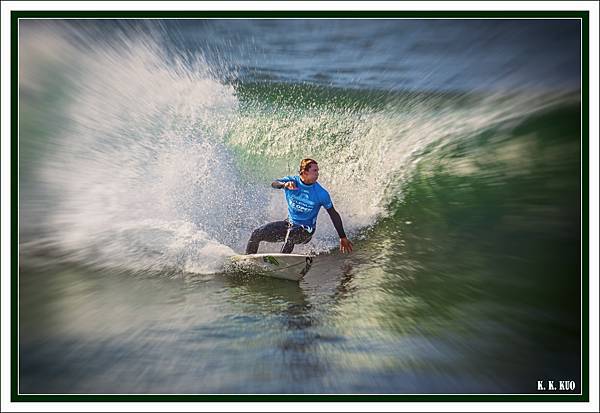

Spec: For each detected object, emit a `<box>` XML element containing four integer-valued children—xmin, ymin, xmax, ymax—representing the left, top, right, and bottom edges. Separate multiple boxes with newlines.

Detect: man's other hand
<box><xmin>340</xmin><ymin>237</ymin><xmax>353</xmax><ymax>253</ymax></box>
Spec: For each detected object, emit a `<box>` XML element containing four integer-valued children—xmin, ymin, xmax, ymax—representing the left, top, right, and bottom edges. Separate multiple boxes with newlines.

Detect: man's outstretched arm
<box><xmin>326</xmin><ymin>207</ymin><xmax>353</xmax><ymax>253</ymax></box>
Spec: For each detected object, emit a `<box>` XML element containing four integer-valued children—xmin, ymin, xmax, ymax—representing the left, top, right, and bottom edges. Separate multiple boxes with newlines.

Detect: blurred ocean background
<box><xmin>18</xmin><ymin>19</ymin><xmax>582</xmax><ymax>394</ymax></box>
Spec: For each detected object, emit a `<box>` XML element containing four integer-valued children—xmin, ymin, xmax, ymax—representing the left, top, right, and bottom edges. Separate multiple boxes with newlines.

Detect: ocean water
<box><xmin>18</xmin><ymin>19</ymin><xmax>582</xmax><ymax>394</ymax></box>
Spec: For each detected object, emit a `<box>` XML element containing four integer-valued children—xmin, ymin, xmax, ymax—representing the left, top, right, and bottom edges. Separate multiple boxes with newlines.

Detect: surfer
<box><xmin>245</xmin><ymin>158</ymin><xmax>353</xmax><ymax>255</ymax></box>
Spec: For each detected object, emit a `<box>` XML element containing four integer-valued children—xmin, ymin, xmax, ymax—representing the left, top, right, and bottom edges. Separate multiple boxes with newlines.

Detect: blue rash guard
<box><xmin>276</xmin><ymin>175</ymin><xmax>333</xmax><ymax>231</ymax></box>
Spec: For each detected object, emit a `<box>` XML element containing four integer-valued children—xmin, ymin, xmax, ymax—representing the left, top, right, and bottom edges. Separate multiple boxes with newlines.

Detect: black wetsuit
<box><xmin>245</xmin><ymin>207</ymin><xmax>346</xmax><ymax>254</ymax></box>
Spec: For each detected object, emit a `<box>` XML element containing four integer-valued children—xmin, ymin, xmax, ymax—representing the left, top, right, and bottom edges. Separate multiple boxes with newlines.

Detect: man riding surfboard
<box><xmin>245</xmin><ymin>158</ymin><xmax>353</xmax><ymax>255</ymax></box>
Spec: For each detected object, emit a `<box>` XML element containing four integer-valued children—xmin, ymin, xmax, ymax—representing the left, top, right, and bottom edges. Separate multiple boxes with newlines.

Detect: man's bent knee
<box><xmin>250</xmin><ymin>227</ymin><xmax>265</xmax><ymax>240</ymax></box>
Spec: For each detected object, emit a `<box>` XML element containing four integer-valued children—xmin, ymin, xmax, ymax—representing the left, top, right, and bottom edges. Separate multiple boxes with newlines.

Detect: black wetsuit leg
<box><xmin>245</xmin><ymin>220</ymin><xmax>289</xmax><ymax>254</ymax></box>
<box><xmin>280</xmin><ymin>225</ymin><xmax>313</xmax><ymax>253</ymax></box>
<box><xmin>245</xmin><ymin>220</ymin><xmax>313</xmax><ymax>254</ymax></box>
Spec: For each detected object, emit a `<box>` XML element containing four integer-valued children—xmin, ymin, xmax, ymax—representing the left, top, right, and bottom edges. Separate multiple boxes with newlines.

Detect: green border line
<box><xmin>11</xmin><ymin>9</ymin><xmax>590</xmax><ymax>403</ymax></box>
<box><xmin>11</xmin><ymin>9</ymin><xmax>20</xmax><ymax>403</ymax></box>
<box><xmin>10</xmin><ymin>10</ymin><xmax>590</xmax><ymax>19</ymax></box>
<box><xmin>581</xmin><ymin>10</ymin><xmax>590</xmax><ymax>404</ymax></box>
<box><xmin>9</xmin><ymin>394</ymin><xmax>590</xmax><ymax>402</ymax></box>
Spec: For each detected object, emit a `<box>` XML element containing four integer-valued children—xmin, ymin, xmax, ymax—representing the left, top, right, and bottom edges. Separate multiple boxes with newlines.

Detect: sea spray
<box><xmin>19</xmin><ymin>21</ymin><xmax>580</xmax><ymax>274</ymax></box>
<box><xmin>20</xmin><ymin>23</ymin><xmax>247</xmax><ymax>273</ymax></box>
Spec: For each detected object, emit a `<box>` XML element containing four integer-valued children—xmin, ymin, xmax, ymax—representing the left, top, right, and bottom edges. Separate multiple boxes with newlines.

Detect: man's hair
<box><xmin>299</xmin><ymin>158</ymin><xmax>318</xmax><ymax>174</ymax></box>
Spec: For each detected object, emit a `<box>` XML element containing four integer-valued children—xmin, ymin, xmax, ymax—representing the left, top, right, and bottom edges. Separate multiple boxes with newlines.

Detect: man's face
<box><xmin>302</xmin><ymin>163</ymin><xmax>319</xmax><ymax>184</ymax></box>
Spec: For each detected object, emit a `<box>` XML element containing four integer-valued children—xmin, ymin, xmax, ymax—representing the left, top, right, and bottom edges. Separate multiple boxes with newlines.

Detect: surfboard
<box><xmin>227</xmin><ymin>253</ymin><xmax>314</xmax><ymax>281</ymax></box>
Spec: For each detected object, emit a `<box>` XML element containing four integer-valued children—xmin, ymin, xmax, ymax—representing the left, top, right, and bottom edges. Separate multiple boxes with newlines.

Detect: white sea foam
<box><xmin>20</xmin><ymin>24</ymin><xmax>249</xmax><ymax>273</ymax></box>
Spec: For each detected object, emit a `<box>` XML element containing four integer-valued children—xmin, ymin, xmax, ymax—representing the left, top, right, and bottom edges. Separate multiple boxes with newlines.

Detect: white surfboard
<box><xmin>227</xmin><ymin>253</ymin><xmax>314</xmax><ymax>281</ymax></box>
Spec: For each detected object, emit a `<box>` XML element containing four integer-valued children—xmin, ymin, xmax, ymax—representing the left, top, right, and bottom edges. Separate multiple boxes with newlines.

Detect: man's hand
<box><xmin>340</xmin><ymin>237</ymin><xmax>353</xmax><ymax>254</ymax></box>
<box><xmin>283</xmin><ymin>181</ymin><xmax>298</xmax><ymax>190</ymax></box>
